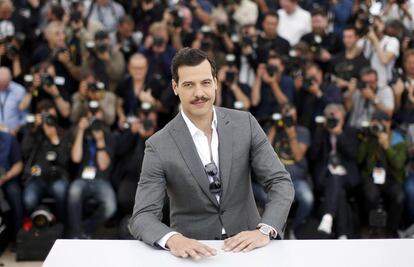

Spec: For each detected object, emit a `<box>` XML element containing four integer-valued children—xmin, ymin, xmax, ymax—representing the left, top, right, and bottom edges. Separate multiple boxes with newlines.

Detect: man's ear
<box><xmin>171</xmin><ymin>79</ymin><xmax>178</xmax><ymax>96</ymax></box>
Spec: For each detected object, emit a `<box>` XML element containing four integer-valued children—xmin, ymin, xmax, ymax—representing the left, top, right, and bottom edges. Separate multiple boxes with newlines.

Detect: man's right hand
<box><xmin>166</xmin><ymin>234</ymin><xmax>217</xmax><ymax>260</ymax></box>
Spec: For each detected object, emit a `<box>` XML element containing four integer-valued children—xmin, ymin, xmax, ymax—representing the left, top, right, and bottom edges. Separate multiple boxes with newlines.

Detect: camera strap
<box><xmin>0</xmin><ymin>89</ymin><xmax>10</xmax><ymax>123</ymax></box>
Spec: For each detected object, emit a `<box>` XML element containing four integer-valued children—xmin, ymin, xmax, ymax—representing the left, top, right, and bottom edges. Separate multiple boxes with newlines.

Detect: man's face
<box><xmin>152</xmin><ymin>28</ymin><xmax>169</xmax><ymax>53</ymax></box>
<box><xmin>129</xmin><ymin>57</ymin><xmax>148</xmax><ymax>80</ymax></box>
<box><xmin>312</xmin><ymin>15</ymin><xmax>327</xmax><ymax>34</ymax></box>
<box><xmin>405</xmin><ymin>55</ymin><xmax>414</xmax><ymax>76</ymax></box>
<box><xmin>262</xmin><ymin>16</ymin><xmax>278</xmax><ymax>38</ymax></box>
<box><xmin>97</xmin><ymin>0</ymin><xmax>110</xmax><ymax>6</ymax></box>
<box><xmin>48</xmin><ymin>27</ymin><xmax>66</xmax><ymax>48</ymax></box>
<box><xmin>0</xmin><ymin>0</ymin><xmax>13</xmax><ymax>19</ymax></box>
<box><xmin>119</xmin><ymin>21</ymin><xmax>134</xmax><ymax>37</ymax></box>
<box><xmin>343</xmin><ymin>29</ymin><xmax>357</xmax><ymax>49</ymax></box>
<box><xmin>305</xmin><ymin>66</ymin><xmax>322</xmax><ymax>85</ymax></box>
<box><xmin>0</xmin><ymin>76</ymin><xmax>10</xmax><ymax>91</ymax></box>
<box><xmin>361</xmin><ymin>73</ymin><xmax>378</xmax><ymax>90</ymax></box>
<box><xmin>373</xmin><ymin>18</ymin><xmax>385</xmax><ymax>35</ymax></box>
<box><xmin>172</xmin><ymin>60</ymin><xmax>217</xmax><ymax>119</ymax></box>
<box><xmin>280</xmin><ymin>0</ymin><xmax>296</xmax><ymax>13</ymax></box>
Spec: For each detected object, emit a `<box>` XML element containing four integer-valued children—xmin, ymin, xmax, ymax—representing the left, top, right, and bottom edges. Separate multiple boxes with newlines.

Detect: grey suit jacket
<box><xmin>129</xmin><ymin>107</ymin><xmax>294</xmax><ymax>246</ymax></box>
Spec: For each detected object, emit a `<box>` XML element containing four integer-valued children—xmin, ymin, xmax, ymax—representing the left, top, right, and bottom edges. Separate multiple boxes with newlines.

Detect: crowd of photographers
<box><xmin>0</xmin><ymin>0</ymin><xmax>414</xmax><ymax>242</ymax></box>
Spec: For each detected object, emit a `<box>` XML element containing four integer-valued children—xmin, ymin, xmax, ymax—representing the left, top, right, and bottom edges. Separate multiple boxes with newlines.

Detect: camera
<box><xmin>302</xmin><ymin>76</ymin><xmax>315</xmax><ymax>90</ymax></box>
<box><xmin>241</xmin><ymin>35</ymin><xmax>253</xmax><ymax>48</ymax></box>
<box><xmin>153</xmin><ymin>36</ymin><xmax>164</xmax><ymax>47</ymax></box>
<box><xmin>169</xmin><ymin>9</ymin><xmax>183</xmax><ymax>28</ymax></box>
<box><xmin>85</xmin><ymin>40</ymin><xmax>108</xmax><ymax>54</ymax></box>
<box><xmin>356</xmin><ymin>13</ymin><xmax>374</xmax><ymax>36</ymax></box>
<box><xmin>87</xmin><ymin>81</ymin><xmax>105</xmax><ymax>92</ymax></box>
<box><xmin>309</xmin><ymin>35</ymin><xmax>322</xmax><ymax>56</ymax></box>
<box><xmin>283</xmin><ymin>113</ymin><xmax>294</xmax><ymax>128</ymax></box>
<box><xmin>233</xmin><ymin>101</ymin><xmax>244</xmax><ymax>110</ymax></box>
<box><xmin>225</xmin><ymin>71</ymin><xmax>236</xmax><ymax>84</ymax></box>
<box><xmin>69</xmin><ymin>10</ymin><xmax>82</xmax><ymax>23</ymax></box>
<box><xmin>326</xmin><ymin>114</ymin><xmax>338</xmax><ymax>129</ymax></box>
<box><xmin>88</xmin><ymin>100</ymin><xmax>100</xmax><ymax>115</ymax></box>
<box><xmin>370</xmin><ymin>122</ymin><xmax>386</xmax><ymax>135</ymax></box>
<box><xmin>266</xmin><ymin>64</ymin><xmax>278</xmax><ymax>77</ymax></box>
<box><xmin>369</xmin><ymin>207</ymin><xmax>387</xmax><ymax>228</ymax></box>
<box><xmin>148</xmin><ymin>74</ymin><xmax>167</xmax><ymax>92</ymax></box>
<box><xmin>41</xmin><ymin>74</ymin><xmax>55</xmax><ymax>87</ymax></box>
<box><xmin>217</xmin><ymin>23</ymin><xmax>227</xmax><ymax>34</ymax></box>
<box><xmin>42</xmin><ymin>113</ymin><xmax>57</xmax><ymax>127</ymax></box>
<box><xmin>31</xmin><ymin>205</ymin><xmax>55</xmax><ymax>229</ymax></box>
<box><xmin>333</xmin><ymin>62</ymin><xmax>354</xmax><ymax>81</ymax></box>
<box><xmin>396</xmin><ymin>0</ymin><xmax>406</xmax><ymax>5</ymax></box>
<box><xmin>140</xmin><ymin>102</ymin><xmax>154</xmax><ymax>131</ymax></box>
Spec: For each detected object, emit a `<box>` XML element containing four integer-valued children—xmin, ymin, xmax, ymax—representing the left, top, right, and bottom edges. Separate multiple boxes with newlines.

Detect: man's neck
<box><xmin>345</xmin><ymin>46</ymin><xmax>359</xmax><ymax>59</ymax></box>
<box><xmin>183</xmin><ymin>109</ymin><xmax>214</xmax><ymax>135</ymax></box>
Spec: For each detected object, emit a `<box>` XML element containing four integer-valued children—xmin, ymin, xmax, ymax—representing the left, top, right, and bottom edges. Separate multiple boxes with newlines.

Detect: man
<box><xmin>357</xmin><ymin>16</ymin><xmax>400</xmax><ymax>87</ymax></box>
<box><xmin>277</xmin><ymin>0</ymin><xmax>311</xmax><ymax>46</ymax></box>
<box><xmin>256</xmin><ymin>12</ymin><xmax>290</xmax><ymax>63</ymax></box>
<box><xmin>129</xmin><ymin>48</ymin><xmax>294</xmax><ymax>259</ymax></box>
<box><xmin>310</xmin><ymin>104</ymin><xmax>360</xmax><ymax>238</ymax></box>
<box><xmin>0</xmin><ymin>67</ymin><xmax>26</xmax><ymax>134</ymax></box>
<box><xmin>85</xmin><ymin>0</ymin><xmax>125</xmax><ymax>33</ymax></box>
<box><xmin>330</xmin><ymin>25</ymin><xmax>370</xmax><ymax>90</ymax></box>
<box><xmin>346</xmin><ymin>67</ymin><xmax>394</xmax><ymax>129</ymax></box>
<box><xmin>358</xmin><ymin>111</ymin><xmax>407</xmax><ymax>236</ymax></box>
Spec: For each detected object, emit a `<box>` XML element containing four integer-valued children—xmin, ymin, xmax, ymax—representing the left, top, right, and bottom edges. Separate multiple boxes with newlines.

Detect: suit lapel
<box><xmin>169</xmin><ymin>113</ymin><xmax>219</xmax><ymax>207</ymax></box>
<box><xmin>216</xmin><ymin>108</ymin><xmax>232</xmax><ymax>204</ymax></box>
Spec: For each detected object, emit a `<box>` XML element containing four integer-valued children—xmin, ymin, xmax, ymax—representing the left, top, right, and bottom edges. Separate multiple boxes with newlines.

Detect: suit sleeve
<box><xmin>129</xmin><ymin>140</ymin><xmax>173</xmax><ymax>246</ymax></box>
<box><xmin>248</xmin><ymin>113</ymin><xmax>295</xmax><ymax>239</ymax></box>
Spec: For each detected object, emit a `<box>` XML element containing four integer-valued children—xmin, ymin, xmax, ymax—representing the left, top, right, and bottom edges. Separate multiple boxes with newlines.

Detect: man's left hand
<box><xmin>223</xmin><ymin>230</ymin><xmax>270</xmax><ymax>253</ymax></box>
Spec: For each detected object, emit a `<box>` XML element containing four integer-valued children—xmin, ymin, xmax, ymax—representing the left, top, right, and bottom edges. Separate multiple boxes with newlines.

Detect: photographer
<box><xmin>393</xmin><ymin>49</ymin><xmax>414</xmax><ymax>125</ymax></box>
<box><xmin>85</xmin><ymin>0</ymin><xmax>125</xmax><ymax>33</ymax></box>
<box><xmin>404</xmin><ymin>125</ymin><xmax>414</xmax><ymax>226</ymax></box>
<box><xmin>68</xmin><ymin>108</ymin><xmax>116</xmax><ymax>238</ymax></box>
<box><xmin>19</xmin><ymin>62</ymin><xmax>71</xmax><ymax>121</ymax></box>
<box><xmin>358</xmin><ymin>111</ymin><xmax>407</xmax><ymax>236</ymax></box>
<box><xmin>140</xmin><ymin>22</ymin><xmax>175</xmax><ymax>83</ymax></box>
<box><xmin>71</xmin><ymin>71</ymin><xmax>116</xmax><ymax>127</ymax></box>
<box><xmin>0</xmin><ymin>25</ymin><xmax>24</xmax><ymax>80</ymax></box>
<box><xmin>346</xmin><ymin>67</ymin><xmax>394</xmax><ymax>129</ymax></box>
<box><xmin>30</xmin><ymin>21</ymin><xmax>80</xmax><ymax>95</ymax></box>
<box><xmin>277</xmin><ymin>0</ymin><xmax>311</xmax><ymax>46</ymax></box>
<box><xmin>112</xmin><ymin>103</ymin><xmax>157</xmax><ymax>231</ymax></box>
<box><xmin>330</xmin><ymin>25</ymin><xmax>370</xmax><ymax>90</ymax></box>
<box><xmin>130</xmin><ymin>0</ymin><xmax>164</xmax><ymax>37</ymax></box>
<box><xmin>266</xmin><ymin>104</ymin><xmax>313</xmax><ymax>239</ymax></box>
<box><xmin>164</xmin><ymin>5</ymin><xmax>195</xmax><ymax>51</ymax></box>
<box><xmin>251</xmin><ymin>54</ymin><xmax>294</xmax><ymax>123</ymax></box>
<box><xmin>382</xmin><ymin>0</ymin><xmax>414</xmax><ymax>31</ymax></box>
<box><xmin>357</xmin><ymin>16</ymin><xmax>400</xmax><ymax>87</ymax></box>
<box><xmin>83</xmin><ymin>30</ymin><xmax>126</xmax><ymax>93</ymax></box>
<box><xmin>0</xmin><ymin>129</ymin><xmax>23</xmax><ymax>237</ymax></box>
<box><xmin>256</xmin><ymin>12</ymin><xmax>290</xmax><ymax>63</ymax></box>
<box><xmin>116</xmin><ymin>54</ymin><xmax>167</xmax><ymax>128</ymax></box>
<box><xmin>300</xmin><ymin>8</ymin><xmax>342</xmax><ymax>72</ymax></box>
<box><xmin>295</xmin><ymin>62</ymin><xmax>342</xmax><ymax>131</ymax></box>
<box><xmin>216</xmin><ymin>55</ymin><xmax>251</xmax><ymax>110</ymax></box>
<box><xmin>237</xmin><ymin>24</ymin><xmax>259</xmax><ymax>87</ymax></box>
<box><xmin>310</xmin><ymin>104</ymin><xmax>360</xmax><ymax>238</ymax></box>
<box><xmin>111</xmin><ymin>15</ymin><xmax>140</xmax><ymax>62</ymax></box>
<box><xmin>21</xmin><ymin>100</ymin><xmax>70</xmax><ymax>223</ymax></box>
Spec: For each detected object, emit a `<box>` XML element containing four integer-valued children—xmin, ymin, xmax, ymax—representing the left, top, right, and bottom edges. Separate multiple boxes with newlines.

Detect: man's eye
<box><xmin>203</xmin><ymin>81</ymin><xmax>212</xmax><ymax>85</ymax></box>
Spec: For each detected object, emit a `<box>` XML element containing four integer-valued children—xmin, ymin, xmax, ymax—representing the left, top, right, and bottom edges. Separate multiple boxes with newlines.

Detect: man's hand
<box><xmin>223</xmin><ymin>230</ymin><xmax>270</xmax><ymax>253</ymax></box>
<box><xmin>361</xmin><ymin>88</ymin><xmax>376</xmax><ymax>101</ymax></box>
<box><xmin>166</xmin><ymin>234</ymin><xmax>217</xmax><ymax>260</ymax></box>
<box><xmin>378</xmin><ymin>132</ymin><xmax>390</xmax><ymax>150</ymax></box>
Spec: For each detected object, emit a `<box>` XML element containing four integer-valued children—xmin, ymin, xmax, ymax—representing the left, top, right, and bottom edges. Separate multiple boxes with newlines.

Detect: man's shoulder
<box><xmin>146</xmin><ymin>113</ymin><xmax>181</xmax><ymax>145</ymax></box>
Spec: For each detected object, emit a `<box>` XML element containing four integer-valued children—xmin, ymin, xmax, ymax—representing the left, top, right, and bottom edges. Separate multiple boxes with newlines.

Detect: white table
<box><xmin>43</xmin><ymin>239</ymin><xmax>414</xmax><ymax>267</ymax></box>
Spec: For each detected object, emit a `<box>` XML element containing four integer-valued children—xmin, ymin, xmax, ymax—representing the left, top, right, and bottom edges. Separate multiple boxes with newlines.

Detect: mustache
<box><xmin>190</xmin><ymin>96</ymin><xmax>210</xmax><ymax>104</ymax></box>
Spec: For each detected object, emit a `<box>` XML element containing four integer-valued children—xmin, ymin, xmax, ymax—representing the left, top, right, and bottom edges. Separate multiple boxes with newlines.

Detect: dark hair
<box><xmin>360</xmin><ymin>67</ymin><xmax>378</xmax><ymax>79</ymax></box>
<box><xmin>171</xmin><ymin>48</ymin><xmax>216</xmax><ymax>83</ymax></box>
<box><xmin>50</xmin><ymin>4</ymin><xmax>65</xmax><ymax>21</ymax></box>
<box><xmin>343</xmin><ymin>25</ymin><xmax>359</xmax><ymax>36</ymax></box>
<box><xmin>263</xmin><ymin>11</ymin><xmax>279</xmax><ymax>21</ymax></box>
<box><xmin>311</xmin><ymin>7</ymin><xmax>327</xmax><ymax>17</ymax></box>
<box><xmin>36</xmin><ymin>99</ymin><xmax>56</xmax><ymax>114</ymax></box>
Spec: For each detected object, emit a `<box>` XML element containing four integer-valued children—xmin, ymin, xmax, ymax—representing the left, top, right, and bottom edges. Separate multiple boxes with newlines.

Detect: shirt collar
<box><xmin>181</xmin><ymin>107</ymin><xmax>217</xmax><ymax>138</ymax></box>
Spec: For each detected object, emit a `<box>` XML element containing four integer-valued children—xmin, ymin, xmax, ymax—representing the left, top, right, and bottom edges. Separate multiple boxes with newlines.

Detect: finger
<box><xmin>175</xmin><ymin>250</ymin><xmax>189</xmax><ymax>258</ymax></box>
<box><xmin>224</xmin><ymin>235</ymin><xmax>244</xmax><ymax>251</ymax></box>
<box><xmin>232</xmin><ymin>239</ymin><xmax>251</xmax><ymax>252</ymax></box>
<box><xmin>186</xmin><ymin>249</ymin><xmax>201</xmax><ymax>260</ymax></box>
<box><xmin>194</xmin><ymin>245</ymin><xmax>213</xmax><ymax>257</ymax></box>
<box><xmin>243</xmin><ymin>243</ymin><xmax>257</xmax><ymax>253</ymax></box>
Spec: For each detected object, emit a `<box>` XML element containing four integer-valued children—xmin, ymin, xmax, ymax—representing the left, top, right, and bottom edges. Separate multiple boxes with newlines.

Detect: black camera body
<box><xmin>42</xmin><ymin>113</ymin><xmax>57</xmax><ymax>127</ymax></box>
<box><xmin>225</xmin><ymin>71</ymin><xmax>236</xmax><ymax>84</ymax></box>
<box><xmin>170</xmin><ymin>9</ymin><xmax>184</xmax><ymax>28</ymax></box>
<box><xmin>41</xmin><ymin>74</ymin><xmax>55</xmax><ymax>87</ymax></box>
<box><xmin>356</xmin><ymin>13</ymin><xmax>374</xmax><ymax>36</ymax></box>
<box><xmin>302</xmin><ymin>76</ymin><xmax>315</xmax><ymax>90</ymax></box>
<box><xmin>326</xmin><ymin>114</ymin><xmax>338</xmax><ymax>129</ymax></box>
<box><xmin>153</xmin><ymin>36</ymin><xmax>165</xmax><ymax>47</ymax></box>
<box><xmin>241</xmin><ymin>36</ymin><xmax>253</xmax><ymax>48</ymax></box>
<box><xmin>266</xmin><ymin>64</ymin><xmax>278</xmax><ymax>77</ymax></box>
<box><xmin>370</xmin><ymin>122</ymin><xmax>386</xmax><ymax>135</ymax></box>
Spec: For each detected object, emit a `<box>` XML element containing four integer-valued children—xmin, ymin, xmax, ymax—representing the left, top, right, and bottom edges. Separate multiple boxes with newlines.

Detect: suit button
<box><xmin>220</xmin><ymin>210</ymin><xmax>225</xmax><ymax>215</ymax></box>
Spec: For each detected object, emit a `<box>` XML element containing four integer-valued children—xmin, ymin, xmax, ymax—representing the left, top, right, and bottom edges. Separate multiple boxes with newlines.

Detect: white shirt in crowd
<box><xmin>357</xmin><ymin>36</ymin><xmax>400</xmax><ymax>87</ymax></box>
<box><xmin>277</xmin><ymin>6</ymin><xmax>312</xmax><ymax>46</ymax></box>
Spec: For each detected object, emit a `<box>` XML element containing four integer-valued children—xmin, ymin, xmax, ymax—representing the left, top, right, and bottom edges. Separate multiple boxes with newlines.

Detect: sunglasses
<box><xmin>204</xmin><ymin>162</ymin><xmax>221</xmax><ymax>194</ymax></box>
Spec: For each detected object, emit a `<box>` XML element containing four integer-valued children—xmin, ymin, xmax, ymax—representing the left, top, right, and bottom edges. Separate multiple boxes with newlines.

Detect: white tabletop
<box><xmin>43</xmin><ymin>239</ymin><xmax>414</xmax><ymax>267</ymax></box>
